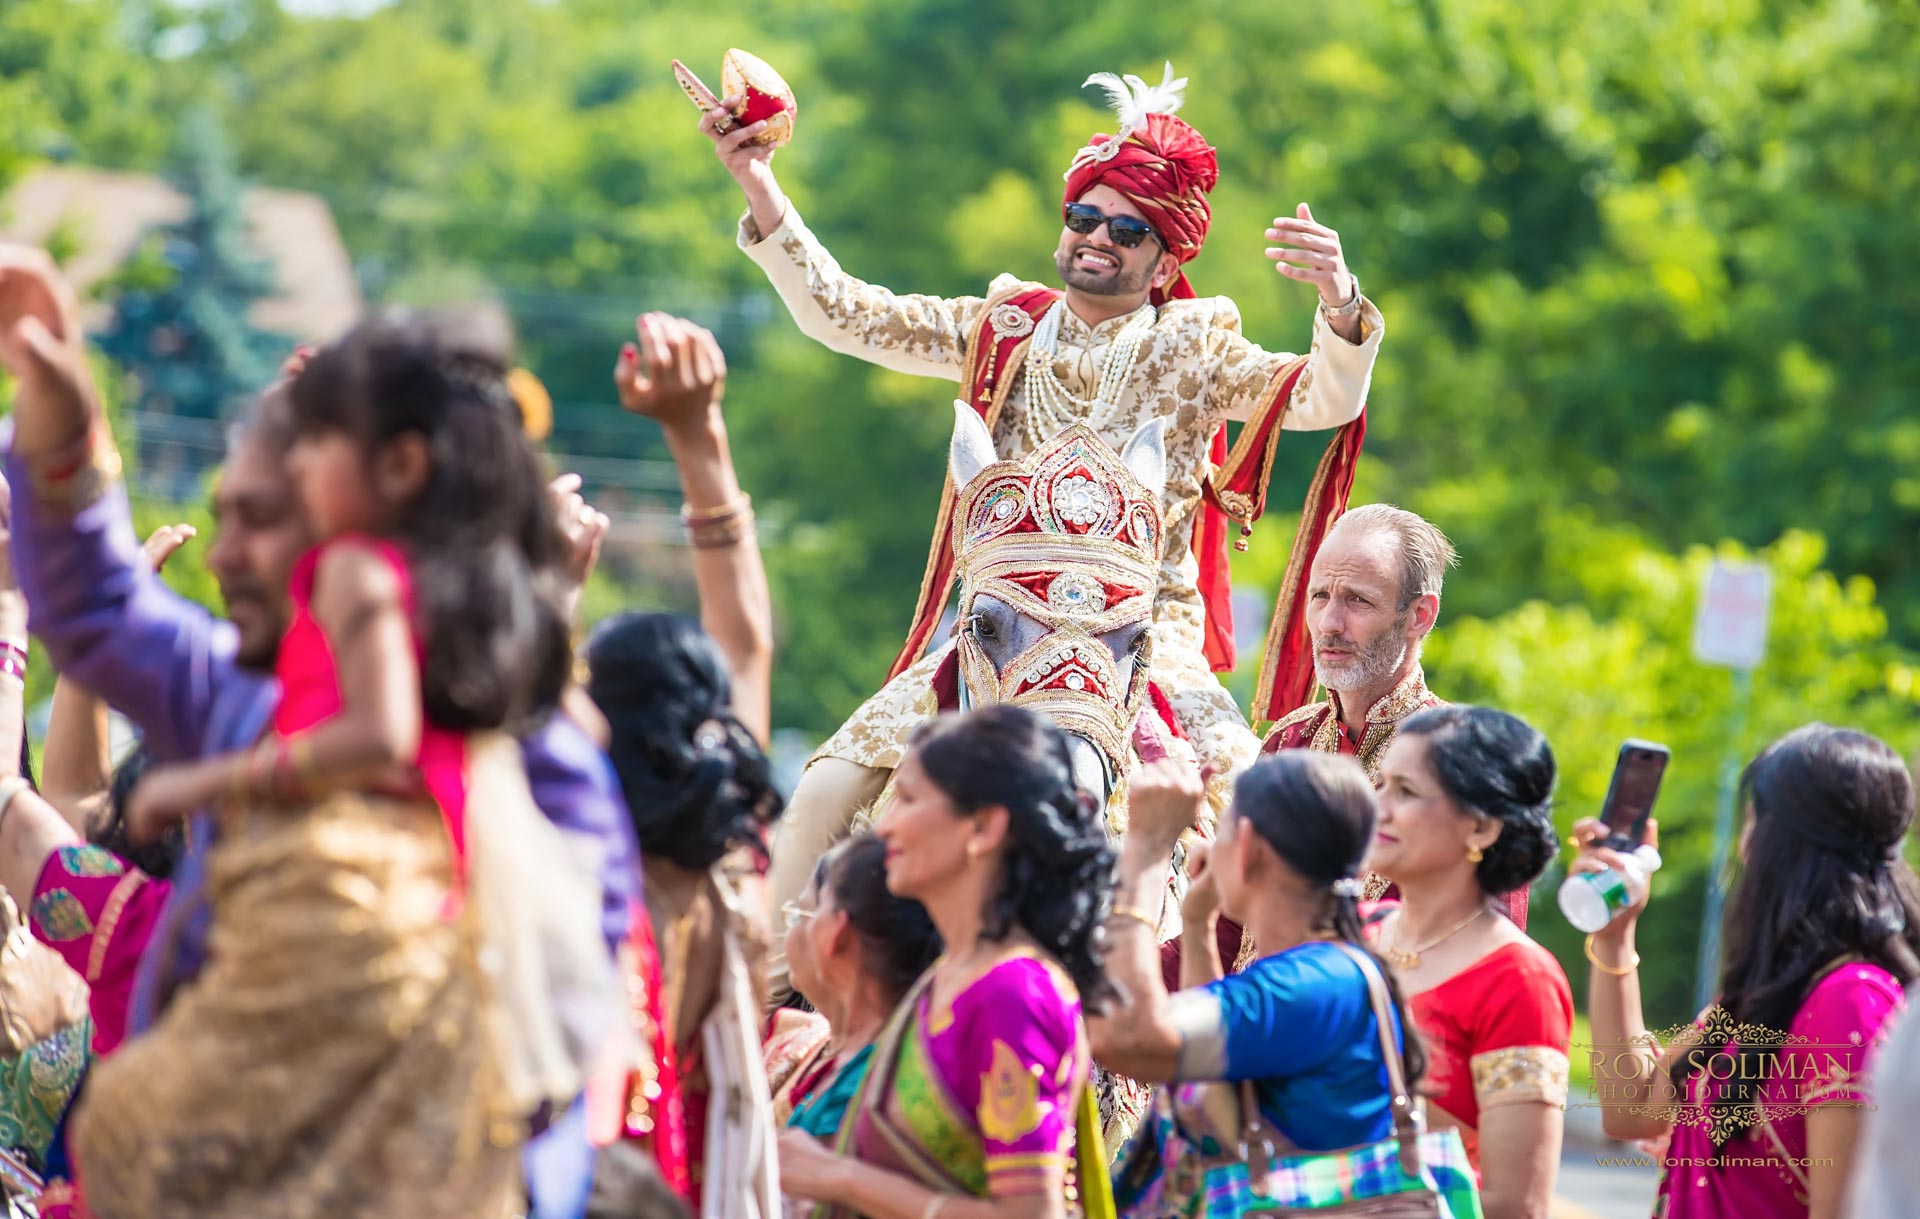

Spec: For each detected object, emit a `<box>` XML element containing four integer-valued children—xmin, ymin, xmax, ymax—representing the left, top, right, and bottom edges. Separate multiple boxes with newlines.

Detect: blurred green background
<box><xmin>3</xmin><ymin>0</ymin><xmax>1917</xmax><ymax>1028</ymax></box>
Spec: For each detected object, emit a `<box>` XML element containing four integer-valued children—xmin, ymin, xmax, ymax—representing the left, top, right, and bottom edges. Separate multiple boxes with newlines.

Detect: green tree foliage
<box><xmin>96</xmin><ymin>109</ymin><xmax>289</xmax><ymax>421</ymax></box>
<box><xmin>0</xmin><ymin>0</ymin><xmax>181</xmax><ymax>178</ymax></box>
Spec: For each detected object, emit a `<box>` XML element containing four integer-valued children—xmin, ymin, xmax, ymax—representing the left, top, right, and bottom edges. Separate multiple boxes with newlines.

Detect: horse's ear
<box><xmin>949</xmin><ymin>401</ymin><xmax>1000</xmax><ymax>490</ymax></box>
<box><xmin>1119</xmin><ymin>416</ymin><xmax>1168</xmax><ymax>502</ymax></box>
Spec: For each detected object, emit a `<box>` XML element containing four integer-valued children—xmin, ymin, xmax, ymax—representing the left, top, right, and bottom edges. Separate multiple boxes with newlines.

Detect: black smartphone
<box><xmin>1599</xmin><ymin>739</ymin><xmax>1670</xmax><ymax>849</ymax></box>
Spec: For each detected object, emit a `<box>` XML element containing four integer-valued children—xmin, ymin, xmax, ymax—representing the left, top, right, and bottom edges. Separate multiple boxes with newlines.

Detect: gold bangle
<box><xmin>685</xmin><ymin>512</ymin><xmax>755</xmax><ymax>548</ymax></box>
<box><xmin>686</xmin><ymin>507</ymin><xmax>756</xmax><ymax>549</ymax></box>
<box><xmin>1584</xmin><ymin>933</ymin><xmax>1640</xmax><ymax>976</ymax></box>
<box><xmin>231</xmin><ymin>738</ymin><xmax>269</xmax><ymax>805</ymax></box>
<box><xmin>681</xmin><ymin>494</ymin><xmax>752</xmax><ymax>525</ymax></box>
<box><xmin>1108</xmin><ymin>904</ymin><xmax>1160</xmax><ymax>935</ymax></box>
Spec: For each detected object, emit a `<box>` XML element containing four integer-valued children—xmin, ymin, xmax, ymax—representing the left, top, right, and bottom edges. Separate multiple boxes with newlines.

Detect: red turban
<box><xmin>1063</xmin><ymin>111</ymin><xmax>1219</xmax><ymax>306</ymax></box>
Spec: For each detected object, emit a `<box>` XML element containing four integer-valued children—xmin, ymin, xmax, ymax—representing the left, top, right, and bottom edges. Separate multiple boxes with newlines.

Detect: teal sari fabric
<box><xmin>0</xmin><ymin>1018</ymin><xmax>91</xmax><ymax>1163</ymax></box>
<box><xmin>787</xmin><ymin>1044</ymin><xmax>873</xmax><ymax>1140</ymax></box>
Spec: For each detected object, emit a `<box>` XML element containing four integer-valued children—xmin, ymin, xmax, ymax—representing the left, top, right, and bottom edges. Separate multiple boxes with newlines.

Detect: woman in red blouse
<box><xmin>1365</xmin><ymin>705</ymin><xmax>1569</xmax><ymax>1219</ymax></box>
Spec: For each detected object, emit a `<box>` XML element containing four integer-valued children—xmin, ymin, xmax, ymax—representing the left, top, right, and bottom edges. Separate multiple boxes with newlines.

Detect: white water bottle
<box><xmin>1557</xmin><ymin>844</ymin><xmax>1662</xmax><ymax>933</ymax></box>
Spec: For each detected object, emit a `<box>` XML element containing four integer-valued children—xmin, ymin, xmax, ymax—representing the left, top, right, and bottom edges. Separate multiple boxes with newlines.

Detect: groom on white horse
<box><xmin>701</xmin><ymin>62</ymin><xmax>1386</xmax><ymax>914</ymax></box>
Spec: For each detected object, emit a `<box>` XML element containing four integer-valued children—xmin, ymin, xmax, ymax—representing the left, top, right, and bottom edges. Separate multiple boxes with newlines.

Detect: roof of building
<box><xmin>1</xmin><ymin>165</ymin><xmax>363</xmax><ymax>342</ymax></box>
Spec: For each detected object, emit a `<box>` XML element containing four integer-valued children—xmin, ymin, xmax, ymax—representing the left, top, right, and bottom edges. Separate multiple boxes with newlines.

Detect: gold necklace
<box><xmin>1381</xmin><ymin>907</ymin><xmax>1485</xmax><ymax>970</ymax></box>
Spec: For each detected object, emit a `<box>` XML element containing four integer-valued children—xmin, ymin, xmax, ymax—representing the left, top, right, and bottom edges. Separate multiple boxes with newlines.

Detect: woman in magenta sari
<box><xmin>0</xmin><ymin>498</ymin><xmax>168</xmax><ymax>1215</ymax></box>
<box><xmin>1580</xmin><ymin>724</ymin><xmax>1919</xmax><ymax>1219</ymax></box>
<box><xmin>776</xmin><ymin>706</ymin><xmax>1119</xmax><ymax>1219</ymax></box>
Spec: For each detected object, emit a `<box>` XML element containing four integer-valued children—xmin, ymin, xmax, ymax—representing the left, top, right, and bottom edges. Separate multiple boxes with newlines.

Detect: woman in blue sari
<box><xmin>1089</xmin><ymin>751</ymin><xmax>1473</xmax><ymax>1216</ymax></box>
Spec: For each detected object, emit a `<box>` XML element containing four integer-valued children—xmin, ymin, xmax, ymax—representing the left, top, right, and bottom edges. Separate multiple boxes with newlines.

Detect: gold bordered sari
<box><xmin>68</xmin><ymin>790</ymin><xmax>519</xmax><ymax>1219</ymax></box>
<box><xmin>815</xmin><ymin>954</ymin><xmax>1113</xmax><ymax>1218</ymax></box>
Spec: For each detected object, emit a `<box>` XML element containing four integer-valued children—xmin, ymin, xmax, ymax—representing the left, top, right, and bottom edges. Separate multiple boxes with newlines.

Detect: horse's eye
<box><xmin>968</xmin><ymin>614</ymin><xmax>997</xmax><ymax>641</ymax></box>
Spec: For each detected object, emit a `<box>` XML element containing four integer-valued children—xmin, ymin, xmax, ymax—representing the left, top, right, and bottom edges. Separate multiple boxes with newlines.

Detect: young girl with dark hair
<box><xmin>68</xmin><ymin>309</ymin><xmax>606</xmax><ymax>1219</ymax></box>
<box><xmin>1092</xmin><ymin>750</ymin><xmax>1477</xmax><ymax>1218</ymax></box>
<box><xmin>124</xmin><ymin>307</ymin><xmax>574</xmax><ymax>849</ymax></box>
<box><xmin>1367</xmin><ymin>704</ymin><xmax>1570</xmax><ymax>1218</ymax></box>
<box><xmin>1580</xmin><ymin>723</ymin><xmax>1920</xmax><ymax>1218</ymax></box>
<box><xmin>763</xmin><ymin>836</ymin><xmax>941</xmax><ymax>1139</ymax></box>
<box><xmin>776</xmin><ymin>704</ymin><xmax>1117</xmax><ymax>1219</ymax></box>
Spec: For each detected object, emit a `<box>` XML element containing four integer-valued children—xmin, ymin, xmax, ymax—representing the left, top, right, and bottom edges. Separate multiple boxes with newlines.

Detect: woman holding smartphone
<box><xmin>1578</xmin><ymin>723</ymin><xmax>1919</xmax><ymax>1218</ymax></box>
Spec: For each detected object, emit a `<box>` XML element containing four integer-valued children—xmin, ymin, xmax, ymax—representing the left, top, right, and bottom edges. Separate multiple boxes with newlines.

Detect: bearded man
<box><xmin>1260</xmin><ymin>502</ymin><xmax>1526</xmax><ymax>926</ymax></box>
<box><xmin>702</xmin><ymin>64</ymin><xmax>1386</xmax><ymax>912</ymax></box>
<box><xmin>1262</xmin><ymin>502</ymin><xmax>1451</xmax><ymax>774</ymax></box>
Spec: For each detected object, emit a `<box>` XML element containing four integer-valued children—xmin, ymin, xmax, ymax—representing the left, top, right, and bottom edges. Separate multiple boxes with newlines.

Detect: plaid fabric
<box><xmin>1114</xmin><ymin>1103</ymin><xmax>1482</xmax><ymax>1219</ymax></box>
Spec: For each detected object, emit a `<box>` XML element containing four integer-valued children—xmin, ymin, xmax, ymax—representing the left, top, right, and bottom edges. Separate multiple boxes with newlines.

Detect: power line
<box><xmin>126</xmin><ymin>408</ymin><xmax>683</xmax><ymax>496</ymax></box>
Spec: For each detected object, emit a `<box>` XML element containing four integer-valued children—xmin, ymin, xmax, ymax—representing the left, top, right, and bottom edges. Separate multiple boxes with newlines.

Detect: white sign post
<box><xmin>1691</xmin><ymin>559</ymin><xmax>1772</xmax><ymax>1010</ymax></box>
<box><xmin>1693</xmin><ymin>561</ymin><xmax>1773</xmax><ymax>670</ymax></box>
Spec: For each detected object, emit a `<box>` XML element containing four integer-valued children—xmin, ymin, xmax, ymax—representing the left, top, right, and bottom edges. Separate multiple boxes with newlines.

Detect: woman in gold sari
<box><xmin>65</xmin><ymin>312</ymin><xmax>596</xmax><ymax>1219</ymax></box>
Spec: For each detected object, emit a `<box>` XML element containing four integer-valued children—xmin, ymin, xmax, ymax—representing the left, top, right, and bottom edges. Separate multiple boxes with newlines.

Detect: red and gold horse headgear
<box><xmin>948</xmin><ymin>405</ymin><xmax>1167</xmax><ymax>777</ymax></box>
<box><xmin>1063</xmin><ymin>63</ymin><xmax>1218</xmax><ymax>305</ymax></box>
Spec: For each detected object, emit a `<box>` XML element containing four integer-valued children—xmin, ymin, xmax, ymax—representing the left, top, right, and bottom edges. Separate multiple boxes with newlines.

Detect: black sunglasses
<box><xmin>1063</xmin><ymin>202</ymin><xmax>1160</xmax><ymax>250</ymax></box>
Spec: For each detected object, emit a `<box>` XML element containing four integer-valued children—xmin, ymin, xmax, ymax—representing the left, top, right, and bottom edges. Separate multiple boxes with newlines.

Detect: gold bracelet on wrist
<box><xmin>230</xmin><ymin>739</ymin><xmax>267</xmax><ymax>806</ymax></box>
<box><xmin>1107</xmin><ymin>904</ymin><xmax>1160</xmax><ymax>935</ymax></box>
<box><xmin>1319</xmin><ymin>273</ymin><xmax>1364</xmax><ymax>318</ymax></box>
<box><xmin>1584</xmin><ymin>933</ymin><xmax>1640</xmax><ymax>976</ymax></box>
<box><xmin>685</xmin><ymin>504</ymin><xmax>756</xmax><ymax>549</ymax></box>
<box><xmin>681</xmin><ymin>494</ymin><xmax>752</xmax><ymax>525</ymax></box>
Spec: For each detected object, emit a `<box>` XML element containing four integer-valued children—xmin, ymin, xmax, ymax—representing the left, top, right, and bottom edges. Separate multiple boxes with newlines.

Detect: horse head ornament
<box><xmin>946</xmin><ymin>402</ymin><xmax>1167</xmax><ymax>806</ymax></box>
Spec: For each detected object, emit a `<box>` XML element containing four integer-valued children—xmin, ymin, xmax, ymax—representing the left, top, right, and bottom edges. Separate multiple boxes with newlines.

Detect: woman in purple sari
<box><xmin>776</xmin><ymin>706</ymin><xmax>1119</xmax><ymax>1219</ymax></box>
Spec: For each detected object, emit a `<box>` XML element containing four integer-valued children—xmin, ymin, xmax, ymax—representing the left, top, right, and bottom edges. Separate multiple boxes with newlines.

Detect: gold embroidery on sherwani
<box><xmin>1305</xmin><ymin>666</ymin><xmax>1436</xmax><ymax>783</ymax></box>
<box><xmin>1285</xmin><ymin>668</ymin><xmax>1438</xmax><ymax>900</ymax></box>
<box><xmin>1471</xmin><ymin>1045</ymin><xmax>1571</xmax><ymax>1111</ymax></box>
<box><xmin>747</xmin><ymin>205</ymin><xmax>1378</xmax><ymax>873</ymax></box>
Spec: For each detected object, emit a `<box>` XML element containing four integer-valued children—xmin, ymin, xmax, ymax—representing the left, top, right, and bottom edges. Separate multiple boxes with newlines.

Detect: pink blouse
<box><xmin>277</xmin><ymin>536</ymin><xmax>469</xmax><ymax>870</ymax></box>
<box><xmin>1656</xmin><ymin>961</ymin><xmax>1904</xmax><ymax>1217</ymax></box>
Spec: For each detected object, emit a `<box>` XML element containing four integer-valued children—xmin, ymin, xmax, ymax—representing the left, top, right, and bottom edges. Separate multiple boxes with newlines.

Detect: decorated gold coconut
<box><xmin>673</xmin><ymin>49</ymin><xmax>796</xmax><ymax>148</ymax></box>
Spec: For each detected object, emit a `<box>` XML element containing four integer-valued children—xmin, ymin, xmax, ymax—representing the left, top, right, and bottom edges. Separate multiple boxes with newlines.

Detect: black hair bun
<box><xmin>1401</xmin><ymin>705</ymin><xmax>1559</xmax><ymax>896</ymax></box>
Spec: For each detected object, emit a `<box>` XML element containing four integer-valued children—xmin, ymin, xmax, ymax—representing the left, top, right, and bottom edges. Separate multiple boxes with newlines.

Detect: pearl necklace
<box><xmin>1022</xmin><ymin>299</ymin><xmax>1156</xmax><ymax>447</ymax></box>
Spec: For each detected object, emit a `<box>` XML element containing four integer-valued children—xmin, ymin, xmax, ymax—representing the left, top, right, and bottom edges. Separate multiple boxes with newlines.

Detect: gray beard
<box><xmin>1313</xmin><ymin>624</ymin><xmax>1411</xmax><ymax>695</ymax></box>
<box><xmin>1056</xmin><ymin>246</ymin><xmax>1154</xmax><ymax>296</ymax></box>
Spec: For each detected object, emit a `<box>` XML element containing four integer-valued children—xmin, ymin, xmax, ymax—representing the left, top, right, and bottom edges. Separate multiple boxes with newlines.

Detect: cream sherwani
<box><xmin>742</xmin><ymin>206</ymin><xmax>1383</xmax><ymax>814</ymax></box>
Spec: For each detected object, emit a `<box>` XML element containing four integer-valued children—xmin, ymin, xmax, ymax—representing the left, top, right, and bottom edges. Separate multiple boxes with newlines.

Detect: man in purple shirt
<box><xmin>6</xmin><ymin>371</ymin><xmax>640</xmax><ymax>1022</ymax></box>
<box><xmin>2</xmin><ymin>247</ymin><xmax>637</xmax><ymax>1216</ymax></box>
<box><xmin>0</xmin><ymin>246</ymin><xmax>638</xmax><ymax>1028</ymax></box>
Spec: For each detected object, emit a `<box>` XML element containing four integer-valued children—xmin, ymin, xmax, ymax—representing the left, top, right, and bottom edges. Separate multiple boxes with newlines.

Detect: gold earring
<box><xmin>1466</xmin><ymin>843</ymin><xmax>1484</xmax><ymax>864</ymax></box>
